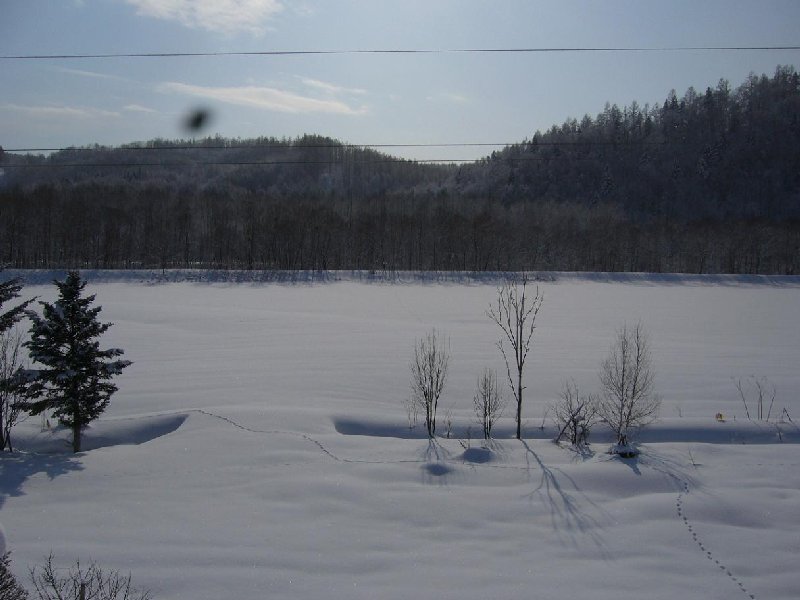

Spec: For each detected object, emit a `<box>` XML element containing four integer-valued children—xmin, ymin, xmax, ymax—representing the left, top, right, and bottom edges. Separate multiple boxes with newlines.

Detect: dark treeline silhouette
<box><xmin>1</xmin><ymin>66</ymin><xmax>798</xmax><ymax>274</ymax></box>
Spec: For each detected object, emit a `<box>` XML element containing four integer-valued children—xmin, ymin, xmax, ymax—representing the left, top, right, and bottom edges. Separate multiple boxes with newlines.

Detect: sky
<box><xmin>1</xmin><ymin>0</ymin><xmax>799</xmax><ymax>161</ymax></box>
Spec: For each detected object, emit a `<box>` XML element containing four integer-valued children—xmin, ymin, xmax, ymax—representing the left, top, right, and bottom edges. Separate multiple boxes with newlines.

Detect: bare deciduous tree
<box><xmin>0</xmin><ymin>271</ymin><xmax>34</xmax><ymax>453</ymax></box>
<box><xmin>409</xmin><ymin>329</ymin><xmax>449</xmax><ymax>438</ymax></box>
<box><xmin>487</xmin><ymin>277</ymin><xmax>543</xmax><ymax>439</ymax></box>
<box><xmin>553</xmin><ymin>379</ymin><xmax>599</xmax><ymax>446</ymax></box>
<box><xmin>473</xmin><ymin>368</ymin><xmax>506</xmax><ymax>440</ymax></box>
<box><xmin>0</xmin><ymin>329</ymin><xmax>28</xmax><ymax>452</ymax></box>
<box><xmin>597</xmin><ymin>322</ymin><xmax>660</xmax><ymax>449</ymax></box>
<box><xmin>403</xmin><ymin>397</ymin><xmax>419</xmax><ymax>430</ymax></box>
<box><xmin>734</xmin><ymin>375</ymin><xmax>776</xmax><ymax>421</ymax></box>
<box><xmin>29</xmin><ymin>555</ymin><xmax>151</xmax><ymax>600</ymax></box>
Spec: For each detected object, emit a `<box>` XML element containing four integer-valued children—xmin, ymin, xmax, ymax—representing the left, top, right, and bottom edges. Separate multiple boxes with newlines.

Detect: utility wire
<box><xmin>2</xmin><ymin>46</ymin><xmax>799</xmax><ymax>60</ymax></box>
<box><xmin>6</xmin><ymin>142</ymin><xmax>507</xmax><ymax>153</ymax></box>
<box><xmin>0</xmin><ymin>155</ymin><xmax>613</xmax><ymax>168</ymax></box>
<box><xmin>0</xmin><ymin>160</ymin><xmax>471</xmax><ymax>168</ymax></box>
<box><xmin>0</xmin><ymin>140</ymin><xmax>692</xmax><ymax>168</ymax></box>
<box><xmin>3</xmin><ymin>140</ymin><xmax>681</xmax><ymax>153</ymax></box>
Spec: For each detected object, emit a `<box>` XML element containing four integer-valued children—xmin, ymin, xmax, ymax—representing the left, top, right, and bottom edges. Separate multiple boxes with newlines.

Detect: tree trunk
<box><xmin>72</xmin><ymin>422</ymin><xmax>81</xmax><ymax>453</ymax></box>
<box><xmin>516</xmin><ymin>369</ymin><xmax>523</xmax><ymax>439</ymax></box>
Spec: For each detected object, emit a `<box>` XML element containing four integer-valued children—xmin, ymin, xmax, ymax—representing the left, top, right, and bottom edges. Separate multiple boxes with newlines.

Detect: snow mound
<box><xmin>12</xmin><ymin>413</ymin><xmax>188</xmax><ymax>454</ymax></box>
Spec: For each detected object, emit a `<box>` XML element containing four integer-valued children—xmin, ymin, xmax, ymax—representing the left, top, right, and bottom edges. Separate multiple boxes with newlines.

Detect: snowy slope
<box><xmin>1</xmin><ymin>275</ymin><xmax>799</xmax><ymax>599</ymax></box>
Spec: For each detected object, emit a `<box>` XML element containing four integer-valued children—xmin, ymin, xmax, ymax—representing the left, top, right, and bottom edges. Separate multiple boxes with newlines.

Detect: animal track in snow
<box><xmin>676</xmin><ymin>480</ymin><xmax>756</xmax><ymax>599</ymax></box>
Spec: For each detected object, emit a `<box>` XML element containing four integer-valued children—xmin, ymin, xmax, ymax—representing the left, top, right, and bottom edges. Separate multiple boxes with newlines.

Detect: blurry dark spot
<box><xmin>183</xmin><ymin>108</ymin><xmax>212</xmax><ymax>132</ymax></box>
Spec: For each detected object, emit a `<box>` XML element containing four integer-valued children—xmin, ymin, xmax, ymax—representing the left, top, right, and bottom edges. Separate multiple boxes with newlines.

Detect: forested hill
<box><xmin>0</xmin><ymin>134</ymin><xmax>453</xmax><ymax>199</ymax></box>
<box><xmin>455</xmin><ymin>65</ymin><xmax>800</xmax><ymax>223</ymax></box>
<box><xmin>1</xmin><ymin>66</ymin><xmax>798</xmax><ymax>274</ymax></box>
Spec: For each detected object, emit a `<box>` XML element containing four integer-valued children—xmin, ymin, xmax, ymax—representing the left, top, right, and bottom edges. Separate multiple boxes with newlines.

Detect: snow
<box><xmin>1</xmin><ymin>274</ymin><xmax>799</xmax><ymax>599</ymax></box>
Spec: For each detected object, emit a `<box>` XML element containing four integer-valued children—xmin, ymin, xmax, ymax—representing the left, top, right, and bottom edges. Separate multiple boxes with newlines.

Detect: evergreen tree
<box><xmin>0</xmin><ymin>272</ymin><xmax>33</xmax><ymax>335</ymax></box>
<box><xmin>25</xmin><ymin>272</ymin><xmax>131</xmax><ymax>453</ymax></box>
<box><xmin>0</xmin><ymin>552</ymin><xmax>28</xmax><ymax>600</ymax></box>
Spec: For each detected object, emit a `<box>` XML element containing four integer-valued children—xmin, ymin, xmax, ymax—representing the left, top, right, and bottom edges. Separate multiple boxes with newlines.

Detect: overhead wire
<box><xmin>2</xmin><ymin>46</ymin><xmax>800</xmax><ymax>60</ymax></box>
<box><xmin>3</xmin><ymin>43</ymin><xmax>794</xmax><ymax>168</ymax></box>
<box><xmin>3</xmin><ymin>139</ymin><xmax>685</xmax><ymax>153</ymax></box>
<box><xmin>5</xmin><ymin>142</ymin><xmax>508</xmax><ymax>153</ymax></box>
<box><xmin>0</xmin><ymin>155</ymin><xmax>640</xmax><ymax>169</ymax></box>
<box><xmin>0</xmin><ymin>140</ymin><xmax>701</xmax><ymax>168</ymax></box>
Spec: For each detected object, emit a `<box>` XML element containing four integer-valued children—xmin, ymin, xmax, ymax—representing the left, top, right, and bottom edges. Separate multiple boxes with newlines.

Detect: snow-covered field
<box><xmin>2</xmin><ymin>273</ymin><xmax>799</xmax><ymax>599</ymax></box>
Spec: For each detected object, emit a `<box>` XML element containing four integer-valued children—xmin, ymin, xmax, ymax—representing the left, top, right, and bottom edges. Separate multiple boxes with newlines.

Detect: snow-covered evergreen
<box><xmin>24</xmin><ymin>272</ymin><xmax>130</xmax><ymax>453</ymax></box>
<box><xmin>0</xmin><ymin>274</ymin><xmax>33</xmax><ymax>336</ymax></box>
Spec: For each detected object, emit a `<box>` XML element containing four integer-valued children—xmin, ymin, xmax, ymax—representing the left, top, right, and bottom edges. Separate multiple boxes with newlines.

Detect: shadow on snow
<box><xmin>0</xmin><ymin>452</ymin><xmax>84</xmax><ymax>510</ymax></box>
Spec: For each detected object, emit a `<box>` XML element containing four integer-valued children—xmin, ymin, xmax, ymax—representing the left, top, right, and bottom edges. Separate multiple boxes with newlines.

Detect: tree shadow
<box><xmin>419</xmin><ymin>438</ymin><xmax>455</xmax><ymax>485</ymax></box>
<box><xmin>561</xmin><ymin>442</ymin><xmax>596</xmax><ymax>463</ymax></box>
<box><xmin>460</xmin><ymin>446</ymin><xmax>494</xmax><ymax>464</ymax></box>
<box><xmin>608</xmin><ymin>451</ymin><xmax>643</xmax><ymax>475</ymax></box>
<box><xmin>519</xmin><ymin>440</ymin><xmax>611</xmax><ymax>555</ymax></box>
<box><xmin>636</xmin><ymin>447</ymin><xmax>699</xmax><ymax>491</ymax></box>
<box><xmin>0</xmin><ymin>452</ymin><xmax>84</xmax><ymax>510</ymax></box>
<box><xmin>459</xmin><ymin>438</ymin><xmax>511</xmax><ymax>465</ymax></box>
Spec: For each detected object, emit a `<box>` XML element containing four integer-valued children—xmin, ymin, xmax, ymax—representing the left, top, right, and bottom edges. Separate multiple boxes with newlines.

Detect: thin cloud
<box><xmin>426</xmin><ymin>92</ymin><xmax>471</xmax><ymax>105</ymax></box>
<box><xmin>158</xmin><ymin>82</ymin><xmax>366</xmax><ymax>115</ymax></box>
<box><xmin>126</xmin><ymin>0</ymin><xmax>284</xmax><ymax>35</ymax></box>
<box><xmin>0</xmin><ymin>104</ymin><xmax>120</xmax><ymax>119</ymax></box>
<box><xmin>299</xmin><ymin>77</ymin><xmax>367</xmax><ymax>97</ymax></box>
<box><xmin>54</xmin><ymin>67</ymin><xmax>131</xmax><ymax>83</ymax></box>
<box><xmin>123</xmin><ymin>104</ymin><xmax>157</xmax><ymax>113</ymax></box>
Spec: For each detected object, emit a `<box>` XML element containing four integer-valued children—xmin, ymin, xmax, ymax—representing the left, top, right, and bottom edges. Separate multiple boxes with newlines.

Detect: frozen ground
<box><xmin>1</xmin><ymin>273</ymin><xmax>799</xmax><ymax>599</ymax></box>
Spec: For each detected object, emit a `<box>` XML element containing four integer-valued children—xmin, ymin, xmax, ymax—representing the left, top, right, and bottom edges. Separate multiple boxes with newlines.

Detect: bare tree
<box><xmin>0</xmin><ymin>271</ymin><xmax>34</xmax><ymax>453</ymax></box>
<box><xmin>409</xmin><ymin>329</ymin><xmax>449</xmax><ymax>438</ymax></box>
<box><xmin>553</xmin><ymin>379</ymin><xmax>599</xmax><ymax>446</ymax></box>
<box><xmin>597</xmin><ymin>322</ymin><xmax>660</xmax><ymax>449</ymax></box>
<box><xmin>487</xmin><ymin>276</ymin><xmax>543</xmax><ymax>439</ymax></box>
<box><xmin>473</xmin><ymin>368</ymin><xmax>506</xmax><ymax>440</ymax></box>
<box><xmin>0</xmin><ymin>329</ymin><xmax>27</xmax><ymax>452</ymax></box>
<box><xmin>403</xmin><ymin>397</ymin><xmax>419</xmax><ymax>430</ymax></box>
<box><xmin>734</xmin><ymin>375</ymin><xmax>776</xmax><ymax>421</ymax></box>
<box><xmin>29</xmin><ymin>555</ymin><xmax>151</xmax><ymax>600</ymax></box>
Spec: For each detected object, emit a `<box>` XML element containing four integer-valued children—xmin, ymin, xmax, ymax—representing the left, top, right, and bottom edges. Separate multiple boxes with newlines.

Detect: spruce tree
<box><xmin>0</xmin><ymin>273</ymin><xmax>33</xmax><ymax>334</ymax></box>
<box><xmin>25</xmin><ymin>272</ymin><xmax>131</xmax><ymax>453</ymax></box>
<box><xmin>0</xmin><ymin>552</ymin><xmax>28</xmax><ymax>600</ymax></box>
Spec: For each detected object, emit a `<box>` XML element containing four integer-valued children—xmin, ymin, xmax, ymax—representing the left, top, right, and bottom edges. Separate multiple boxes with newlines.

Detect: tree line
<box><xmin>1</xmin><ymin>66</ymin><xmax>798</xmax><ymax>274</ymax></box>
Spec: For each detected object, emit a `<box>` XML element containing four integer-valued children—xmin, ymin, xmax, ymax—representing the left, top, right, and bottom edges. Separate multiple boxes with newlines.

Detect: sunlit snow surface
<box><xmin>2</xmin><ymin>272</ymin><xmax>799</xmax><ymax>599</ymax></box>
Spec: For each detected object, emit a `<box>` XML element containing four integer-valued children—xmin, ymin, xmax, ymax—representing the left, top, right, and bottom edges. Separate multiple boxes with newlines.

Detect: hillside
<box><xmin>1</xmin><ymin>66</ymin><xmax>798</xmax><ymax>273</ymax></box>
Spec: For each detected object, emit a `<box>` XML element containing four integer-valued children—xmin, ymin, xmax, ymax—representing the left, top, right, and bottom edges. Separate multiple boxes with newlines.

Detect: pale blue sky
<box><xmin>1</xmin><ymin>0</ymin><xmax>798</xmax><ymax>160</ymax></box>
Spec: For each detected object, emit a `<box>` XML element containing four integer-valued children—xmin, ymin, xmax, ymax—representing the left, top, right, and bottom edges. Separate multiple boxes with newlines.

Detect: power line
<box><xmin>0</xmin><ymin>154</ymin><xmax>615</xmax><ymax>169</ymax></box>
<box><xmin>1</xmin><ymin>160</ymin><xmax>464</xmax><ymax>168</ymax></box>
<box><xmin>2</xmin><ymin>45</ymin><xmax>799</xmax><ymax>61</ymax></box>
<box><xmin>3</xmin><ymin>140</ymin><xmax>680</xmax><ymax>154</ymax></box>
<box><xmin>0</xmin><ymin>139</ymin><xmax>697</xmax><ymax>168</ymax></box>
<box><xmin>5</xmin><ymin>142</ymin><xmax>507</xmax><ymax>153</ymax></box>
